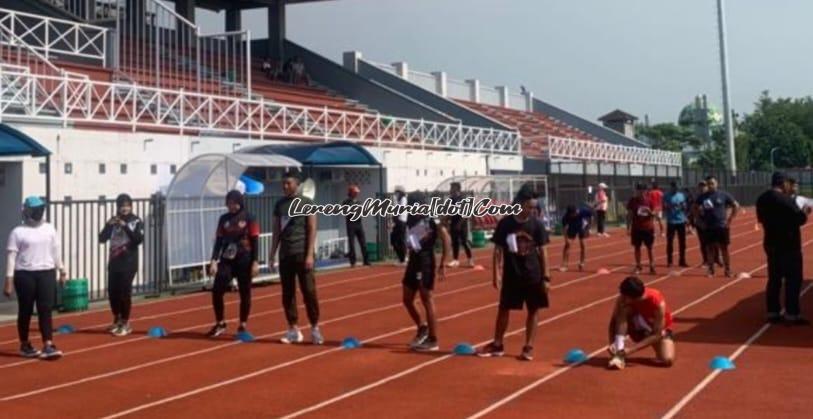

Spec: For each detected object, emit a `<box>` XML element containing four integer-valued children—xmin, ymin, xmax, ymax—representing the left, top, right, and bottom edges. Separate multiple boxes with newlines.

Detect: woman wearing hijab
<box><xmin>99</xmin><ymin>194</ymin><xmax>144</xmax><ymax>337</ymax></box>
<box><xmin>4</xmin><ymin>196</ymin><xmax>66</xmax><ymax>359</ymax></box>
<box><xmin>207</xmin><ymin>190</ymin><xmax>260</xmax><ymax>337</ymax></box>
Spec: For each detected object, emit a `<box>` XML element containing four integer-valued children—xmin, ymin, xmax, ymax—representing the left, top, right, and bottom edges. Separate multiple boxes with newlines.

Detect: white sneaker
<box><xmin>280</xmin><ymin>327</ymin><xmax>304</xmax><ymax>344</ymax></box>
<box><xmin>447</xmin><ymin>260</ymin><xmax>460</xmax><ymax>268</ymax></box>
<box><xmin>465</xmin><ymin>259</ymin><xmax>475</xmax><ymax>268</ymax></box>
<box><xmin>311</xmin><ymin>326</ymin><xmax>325</xmax><ymax>345</ymax></box>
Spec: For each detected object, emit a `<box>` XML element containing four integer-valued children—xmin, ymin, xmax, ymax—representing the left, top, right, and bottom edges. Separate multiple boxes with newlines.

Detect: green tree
<box><xmin>637</xmin><ymin>123</ymin><xmax>702</xmax><ymax>152</ymax></box>
<box><xmin>739</xmin><ymin>91</ymin><xmax>813</xmax><ymax>170</ymax></box>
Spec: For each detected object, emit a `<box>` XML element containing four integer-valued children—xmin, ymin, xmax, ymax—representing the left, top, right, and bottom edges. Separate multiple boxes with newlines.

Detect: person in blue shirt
<box><xmin>560</xmin><ymin>204</ymin><xmax>593</xmax><ymax>272</ymax></box>
<box><xmin>663</xmin><ymin>182</ymin><xmax>689</xmax><ymax>268</ymax></box>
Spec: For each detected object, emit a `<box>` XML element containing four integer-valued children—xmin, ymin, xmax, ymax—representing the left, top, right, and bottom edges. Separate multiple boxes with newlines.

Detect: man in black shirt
<box><xmin>756</xmin><ymin>172</ymin><xmax>810</xmax><ymax>325</ymax></box>
<box><xmin>343</xmin><ymin>185</ymin><xmax>369</xmax><ymax>267</ymax></box>
<box><xmin>479</xmin><ymin>187</ymin><xmax>550</xmax><ymax>361</ymax></box>
<box><xmin>99</xmin><ymin>194</ymin><xmax>144</xmax><ymax>337</ymax></box>
<box><xmin>402</xmin><ymin>191</ymin><xmax>451</xmax><ymax>352</ymax></box>
<box><xmin>447</xmin><ymin>182</ymin><xmax>474</xmax><ymax>268</ymax></box>
<box><xmin>390</xmin><ymin>186</ymin><xmax>408</xmax><ymax>266</ymax></box>
<box><xmin>270</xmin><ymin>172</ymin><xmax>322</xmax><ymax>344</ymax></box>
<box><xmin>694</xmin><ymin>176</ymin><xmax>739</xmax><ymax>277</ymax></box>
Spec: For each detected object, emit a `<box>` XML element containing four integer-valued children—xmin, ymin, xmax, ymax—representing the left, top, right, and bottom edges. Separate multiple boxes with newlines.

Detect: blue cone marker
<box><xmin>236</xmin><ymin>331</ymin><xmax>255</xmax><ymax>343</ymax></box>
<box><xmin>709</xmin><ymin>356</ymin><xmax>735</xmax><ymax>371</ymax></box>
<box><xmin>564</xmin><ymin>348</ymin><xmax>588</xmax><ymax>364</ymax></box>
<box><xmin>341</xmin><ymin>337</ymin><xmax>361</xmax><ymax>349</ymax></box>
<box><xmin>56</xmin><ymin>324</ymin><xmax>75</xmax><ymax>334</ymax></box>
<box><xmin>453</xmin><ymin>343</ymin><xmax>476</xmax><ymax>356</ymax></box>
<box><xmin>147</xmin><ymin>326</ymin><xmax>167</xmax><ymax>338</ymax></box>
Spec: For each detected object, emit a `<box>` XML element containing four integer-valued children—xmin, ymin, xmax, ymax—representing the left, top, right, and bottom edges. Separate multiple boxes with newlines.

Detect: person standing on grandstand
<box><xmin>607</xmin><ymin>276</ymin><xmax>675</xmax><ymax>370</ymax></box>
<box><xmin>479</xmin><ymin>187</ymin><xmax>550</xmax><ymax>361</ymax></box>
<box><xmin>206</xmin><ymin>190</ymin><xmax>260</xmax><ymax>338</ymax></box>
<box><xmin>343</xmin><ymin>185</ymin><xmax>370</xmax><ymax>267</ymax></box>
<box><xmin>98</xmin><ymin>194</ymin><xmax>144</xmax><ymax>337</ymax></box>
<box><xmin>663</xmin><ymin>182</ymin><xmax>689</xmax><ymax>268</ymax></box>
<box><xmin>756</xmin><ymin>172</ymin><xmax>810</xmax><ymax>325</ymax></box>
<box><xmin>560</xmin><ymin>204</ymin><xmax>592</xmax><ymax>272</ymax></box>
<box><xmin>694</xmin><ymin>176</ymin><xmax>739</xmax><ymax>278</ymax></box>
<box><xmin>627</xmin><ymin>183</ymin><xmax>657</xmax><ymax>275</ymax></box>
<box><xmin>402</xmin><ymin>191</ymin><xmax>450</xmax><ymax>352</ymax></box>
<box><xmin>447</xmin><ymin>182</ymin><xmax>474</xmax><ymax>268</ymax></box>
<box><xmin>594</xmin><ymin>183</ymin><xmax>610</xmax><ymax>237</ymax></box>
<box><xmin>270</xmin><ymin>172</ymin><xmax>323</xmax><ymax>344</ymax></box>
<box><xmin>4</xmin><ymin>196</ymin><xmax>66</xmax><ymax>359</ymax></box>
<box><xmin>648</xmin><ymin>181</ymin><xmax>665</xmax><ymax>237</ymax></box>
<box><xmin>391</xmin><ymin>186</ymin><xmax>408</xmax><ymax>266</ymax></box>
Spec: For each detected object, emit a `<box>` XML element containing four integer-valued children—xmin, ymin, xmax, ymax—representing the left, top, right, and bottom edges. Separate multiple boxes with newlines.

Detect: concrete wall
<box><xmin>0</xmin><ymin>161</ymin><xmax>23</xmax><ymax>292</ymax></box>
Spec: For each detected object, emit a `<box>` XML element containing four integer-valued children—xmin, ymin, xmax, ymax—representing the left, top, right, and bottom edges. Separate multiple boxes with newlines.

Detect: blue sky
<box><xmin>198</xmin><ymin>0</ymin><xmax>813</xmax><ymax>124</ymax></box>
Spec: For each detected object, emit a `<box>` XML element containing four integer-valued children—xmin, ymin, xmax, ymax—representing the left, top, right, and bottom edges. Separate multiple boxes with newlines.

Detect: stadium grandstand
<box><xmin>0</xmin><ymin>0</ymin><xmax>680</xmax><ymax>293</ymax></box>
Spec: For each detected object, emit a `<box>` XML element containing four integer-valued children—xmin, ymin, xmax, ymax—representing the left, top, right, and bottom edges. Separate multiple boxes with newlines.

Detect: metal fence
<box><xmin>48</xmin><ymin>196</ymin><xmax>166</xmax><ymax>300</ymax></box>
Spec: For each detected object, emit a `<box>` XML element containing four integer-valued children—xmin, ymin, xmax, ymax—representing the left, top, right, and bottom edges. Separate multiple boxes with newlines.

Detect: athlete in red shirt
<box><xmin>648</xmin><ymin>181</ymin><xmax>665</xmax><ymax>237</ymax></box>
<box><xmin>627</xmin><ymin>183</ymin><xmax>657</xmax><ymax>275</ymax></box>
<box><xmin>607</xmin><ymin>276</ymin><xmax>675</xmax><ymax>370</ymax></box>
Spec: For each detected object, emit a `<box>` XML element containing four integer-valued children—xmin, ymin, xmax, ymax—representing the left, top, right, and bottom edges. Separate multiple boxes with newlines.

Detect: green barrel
<box><xmin>366</xmin><ymin>242</ymin><xmax>380</xmax><ymax>262</ymax></box>
<box><xmin>471</xmin><ymin>230</ymin><xmax>487</xmax><ymax>248</ymax></box>
<box><xmin>61</xmin><ymin>278</ymin><xmax>89</xmax><ymax>312</ymax></box>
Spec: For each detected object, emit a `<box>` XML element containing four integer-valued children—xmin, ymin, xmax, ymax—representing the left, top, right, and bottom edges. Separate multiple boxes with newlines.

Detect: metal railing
<box><xmin>0</xmin><ymin>68</ymin><xmax>522</xmax><ymax>153</ymax></box>
<box><xmin>115</xmin><ymin>0</ymin><xmax>251</xmax><ymax>98</ymax></box>
<box><xmin>0</xmin><ymin>7</ymin><xmax>108</xmax><ymax>66</ymax></box>
<box><xmin>548</xmin><ymin>136</ymin><xmax>683</xmax><ymax>167</ymax></box>
<box><xmin>48</xmin><ymin>196</ymin><xmax>166</xmax><ymax>300</ymax></box>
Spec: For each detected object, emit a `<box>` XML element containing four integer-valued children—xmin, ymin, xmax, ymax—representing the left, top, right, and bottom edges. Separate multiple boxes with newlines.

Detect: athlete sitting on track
<box><xmin>607</xmin><ymin>276</ymin><xmax>675</xmax><ymax>370</ymax></box>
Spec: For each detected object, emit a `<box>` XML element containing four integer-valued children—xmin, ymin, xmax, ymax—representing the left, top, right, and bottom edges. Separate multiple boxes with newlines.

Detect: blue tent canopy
<box><xmin>0</xmin><ymin>124</ymin><xmax>50</xmax><ymax>157</ymax></box>
<box><xmin>244</xmin><ymin>141</ymin><xmax>379</xmax><ymax>166</ymax></box>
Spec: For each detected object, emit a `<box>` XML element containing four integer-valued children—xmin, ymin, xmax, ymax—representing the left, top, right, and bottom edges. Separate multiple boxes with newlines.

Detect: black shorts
<box><xmin>499</xmin><ymin>280</ymin><xmax>549</xmax><ymax>311</ymax></box>
<box><xmin>566</xmin><ymin>229</ymin><xmax>586</xmax><ymax>240</ymax></box>
<box><xmin>631</xmin><ymin>230</ymin><xmax>655</xmax><ymax>248</ymax></box>
<box><xmin>403</xmin><ymin>254</ymin><xmax>435</xmax><ymax>291</ymax></box>
<box><xmin>703</xmin><ymin>227</ymin><xmax>730</xmax><ymax>245</ymax></box>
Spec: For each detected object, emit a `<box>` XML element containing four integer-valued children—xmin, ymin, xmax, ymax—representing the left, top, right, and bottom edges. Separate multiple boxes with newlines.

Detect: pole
<box><xmin>716</xmin><ymin>0</ymin><xmax>737</xmax><ymax>173</ymax></box>
<box><xmin>770</xmin><ymin>147</ymin><xmax>780</xmax><ymax>171</ymax></box>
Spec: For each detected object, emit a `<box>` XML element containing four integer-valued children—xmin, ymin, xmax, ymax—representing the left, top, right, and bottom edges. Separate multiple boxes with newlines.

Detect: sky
<box><xmin>197</xmin><ymin>0</ymin><xmax>813</xmax><ymax>124</ymax></box>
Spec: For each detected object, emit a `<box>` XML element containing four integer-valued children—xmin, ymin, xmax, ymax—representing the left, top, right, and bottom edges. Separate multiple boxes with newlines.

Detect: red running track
<box><xmin>1</xmin><ymin>213</ymin><xmax>807</xmax><ymax>419</ymax></box>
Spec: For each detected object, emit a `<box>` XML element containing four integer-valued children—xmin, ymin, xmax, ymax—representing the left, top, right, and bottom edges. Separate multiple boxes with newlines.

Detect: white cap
<box><xmin>598</xmin><ymin>182</ymin><xmax>608</xmax><ymax>189</ymax></box>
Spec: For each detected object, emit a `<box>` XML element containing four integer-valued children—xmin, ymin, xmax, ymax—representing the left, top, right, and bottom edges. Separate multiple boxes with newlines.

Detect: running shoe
<box><xmin>578</xmin><ymin>262</ymin><xmax>585</xmax><ymax>272</ymax></box>
<box><xmin>706</xmin><ymin>266</ymin><xmax>715</xmax><ymax>278</ymax></box>
<box><xmin>106</xmin><ymin>321</ymin><xmax>120</xmax><ymax>333</ymax></box>
<box><xmin>465</xmin><ymin>259</ymin><xmax>475</xmax><ymax>268</ymax></box>
<box><xmin>409</xmin><ymin>325</ymin><xmax>429</xmax><ymax>349</ymax></box>
<box><xmin>649</xmin><ymin>265</ymin><xmax>657</xmax><ymax>275</ymax></box>
<box><xmin>112</xmin><ymin>323</ymin><xmax>133</xmax><ymax>337</ymax></box>
<box><xmin>280</xmin><ymin>327</ymin><xmax>304</xmax><ymax>344</ymax></box>
<box><xmin>446</xmin><ymin>260</ymin><xmax>460</xmax><ymax>268</ymax></box>
<box><xmin>311</xmin><ymin>326</ymin><xmax>325</xmax><ymax>345</ymax></box>
<box><xmin>724</xmin><ymin>269</ymin><xmax>733</xmax><ymax>279</ymax></box>
<box><xmin>40</xmin><ymin>344</ymin><xmax>63</xmax><ymax>360</ymax></box>
<box><xmin>477</xmin><ymin>342</ymin><xmax>505</xmax><ymax>358</ymax></box>
<box><xmin>519</xmin><ymin>345</ymin><xmax>534</xmax><ymax>361</ymax></box>
<box><xmin>206</xmin><ymin>322</ymin><xmax>227</xmax><ymax>338</ymax></box>
<box><xmin>413</xmin><ymin>336</ymin><xmax>439</xmax><ymax>352</ymax></box>
<box><xmin>19</xmin><ymin>342</ymin><xmax>41</xmax><ymax>358</ymax></box>
<box><xmin>607</xmin><ymin>350</ymin><xmax>626</xmax><ymax>370</ymax></box>
<box><xmin>633</xmin><ymin>266</ymin><xmax>642</xmax><ymax>275</ymax></box>
<box><xmin>559</xmin><ymin>266</ymin><xmax>568</xmax><ymax>272</ymax></box>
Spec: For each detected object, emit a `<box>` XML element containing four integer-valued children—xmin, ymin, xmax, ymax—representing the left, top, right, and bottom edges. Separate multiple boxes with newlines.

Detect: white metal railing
<box><xmin>548</xmin><ymin>136</ymin><xmax>682</xmax><ymax>167</ymax></box>
<box><xmin>480</xmin><ymin>85</ymin><xmax>501</xmax><ymax>106</ymax></box>
<box><xmin>0</xmin><ymin>69</ymin><xmax>522</xmax><ymax>153</ymax></box>
<box><xmin>0</xmin><ymin>21</ymin><xmax>89</xmax><ymax>83</ymax></box>
<box><xmin>115</xmin><ymin>0</ymin><xmax>250</xmax><ymax>98</ymax></box>
<box><xmin>0</xmin><ymin>7</ymin><xmax>108</xmax><ymax>66</ymax></box>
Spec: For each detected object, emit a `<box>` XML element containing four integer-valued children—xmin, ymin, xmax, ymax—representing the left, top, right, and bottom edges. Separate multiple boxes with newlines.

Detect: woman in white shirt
<box><xmin>3</xmin><ymin>196</ymin><xmax>66</xmax><ymax>359</ymax></box>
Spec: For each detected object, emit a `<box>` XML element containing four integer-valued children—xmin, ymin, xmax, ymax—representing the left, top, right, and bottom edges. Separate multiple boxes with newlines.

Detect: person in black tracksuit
<box><xmin>343</xmin><ymin>185</ymin><xmax>369</xmax><ymax>267</ymax></box>
<box><xmin>756</xmin><ymin>172</ymin><xmax>810</xmax><ymax>325</ymax></box>
<box><xmin>206</xmin><ymin>190</ymin><xmax>260</xmax><ymax>338</ymax></box>
<box><xmin>98</xmin><ymin>194</ymin><xmax>144</xmax><ymax>337</ymax></box>
<box><xmin>447</xmin><ymin>182</ymin><xmax>473</xmax><ymax>268</ymax></box>
<box><xmin>390</xmin><ymin>187</ymin><xmax>408</xmax><ymax>265</ymax></box>
<box><xmin>402</xmin><ymin>191</ymin><xmax>451</xmax><ymax>352</ymax></box>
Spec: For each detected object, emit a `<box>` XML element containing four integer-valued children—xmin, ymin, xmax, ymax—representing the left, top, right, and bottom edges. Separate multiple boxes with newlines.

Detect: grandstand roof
<box><xmin>0</xmin><ymin>123</ymin><xmax>50</xmax><ymax>157</ymax></box>
<box><xmin>598</xmin><ymin>109</ymin><xmax>639</xmax><ymax>123</ymax></box>
<box><xmin>197</xmin><ymin>0</ymin><xmax>337</xmax><ymax>11</ymax></box>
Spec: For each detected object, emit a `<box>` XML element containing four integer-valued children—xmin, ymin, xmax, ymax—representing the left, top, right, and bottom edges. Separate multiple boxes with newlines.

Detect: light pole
<box><xmin>770</xmin><ymin>147</ymin><xmax>780</xmax><ymax>170</ymax></box>
<box><xmin>716</xmin><ymin>0</ymin><xmax>737</xmax><ymax>173</ymax></box>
